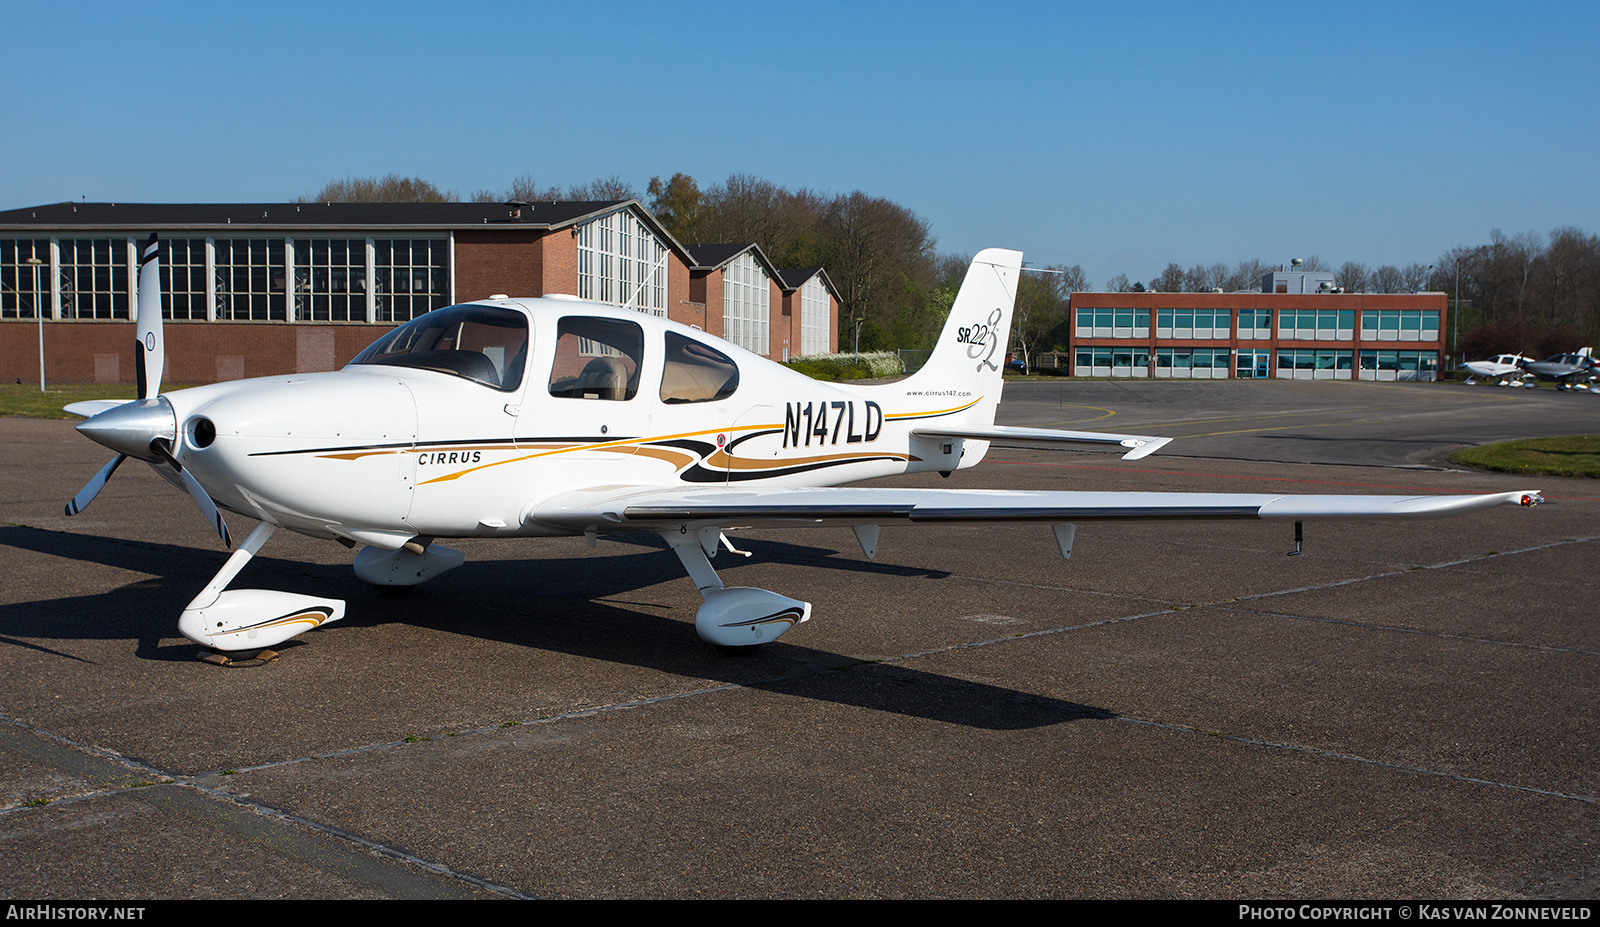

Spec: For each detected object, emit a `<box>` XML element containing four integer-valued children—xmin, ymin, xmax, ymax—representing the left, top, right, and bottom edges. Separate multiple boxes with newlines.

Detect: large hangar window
<box><xmin>799</xmin><ymin>275</ymin><xmax>830</xmax><ymax>356</ymax></box>
<box><xmin>376</xmin><ymin>238</ymin><xmax>450</xmax><ymax>322</ymax></box>
<box><xmin>214</xmin><ymin>238</ymin><xmax>287</xmax><ymax>321</ymax></box>
<box><xmin>0</xmin><ymin>239</ymin><xmax>48</xmax><ymax>319</ymax></box>
<box><xmin>58</xmin><ymin>238</ymin><xmax>130</xmax><ymax>320</ymax></box>
<box><xmin>162</xmin><ymin>238</ymin><xmax>209</xmax><ymax>320</ymax></box>
<box><xmin>722</xmin><ymin>252</ymin><xmax>770</xmax><ymax>356</ymax></box>
<box><xmin>294</xmin><ymin>238</ymin><xmax>368</xmax><ymax>322</ymax></box>
<box><xmin>576</xmin><ymin>210</ymin><xmax>668</xmax><ymax>317</ymax></box>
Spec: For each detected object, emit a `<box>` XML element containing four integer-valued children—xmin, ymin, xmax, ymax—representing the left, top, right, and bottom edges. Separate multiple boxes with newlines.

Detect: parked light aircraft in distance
<box><xmin>64</xmin><ymin>237</ymin><xmax>1544</xmax><ymax>662</ymax></box>
<box><xmin>1462</xmin><ymin>353</ymin><xmax>1533</xmax><ymax>386</ymax></box>
<box><xmin>1519</xmin><ymin>349</ymin><xmax>1598</xmax><ymax>391</ymax></box>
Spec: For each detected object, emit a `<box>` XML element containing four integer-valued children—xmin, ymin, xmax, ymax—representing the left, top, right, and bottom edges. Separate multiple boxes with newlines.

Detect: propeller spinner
<box><xmin>65</xmin><ymin>234</ymin><xmax>232</xmax><ymax>548</ymax></box>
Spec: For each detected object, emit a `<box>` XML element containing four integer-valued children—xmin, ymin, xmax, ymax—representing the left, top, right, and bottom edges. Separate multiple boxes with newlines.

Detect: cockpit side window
<box><xmin>348</xmin><ymin>304</ymin><xmax>528</xmax><ymax>391</ymax></box>
<box><xmin>548</xmin><ymin>316</ymin><xmax>645</xmax><ymax>401</ymax></box>
<box><xmin>660</xmin><ymin>331</ymin><xmax>740</xmax><ymax>403</ymax></box>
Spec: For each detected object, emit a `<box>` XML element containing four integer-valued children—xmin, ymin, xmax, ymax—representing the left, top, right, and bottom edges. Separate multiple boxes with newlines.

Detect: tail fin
<box><xmin>898</xmin><ymin>248</ymin><xmax>1023</xmax><ymax>426</ymax></box>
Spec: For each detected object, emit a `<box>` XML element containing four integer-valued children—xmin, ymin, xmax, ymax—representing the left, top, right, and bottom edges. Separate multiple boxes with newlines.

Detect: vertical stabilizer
<box><xmin>898</xmin><ymin>248</ymin><xmax>1023</xmax><ymax>426</ymax></box>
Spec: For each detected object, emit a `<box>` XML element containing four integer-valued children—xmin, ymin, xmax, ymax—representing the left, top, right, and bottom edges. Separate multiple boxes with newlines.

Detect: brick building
<box><xmin>0</xmin><ymin>201</ymin><xmax>839</xmax><ymax>385</ymax></box>
<box><xmin>1067</xmin><ymin>271</ymin><xmax>1448</xmax><ymax>381</ymax></box>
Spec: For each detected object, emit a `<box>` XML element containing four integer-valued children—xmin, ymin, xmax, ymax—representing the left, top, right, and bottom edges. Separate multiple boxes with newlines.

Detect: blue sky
<box><xmin>2</xmin><ymin>0</ymin><xmax>1594</xmax><ymax>288</ymax></box>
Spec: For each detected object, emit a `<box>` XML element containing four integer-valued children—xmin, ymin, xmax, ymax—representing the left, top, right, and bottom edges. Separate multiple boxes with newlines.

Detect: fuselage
<box><xmin>165</xmin><ymin>297</ymin><xmax>984</xmax><ymax>547</ymax></box>
<box><xmin>1522</xmin><ymin>352</ymin><xmax>1598</xmax><ymax>384</ymax></box>
<box><xmin>1462</xmin><ymin>354</ymin><xmax>1529</xmax><ymax>379</ymax></box>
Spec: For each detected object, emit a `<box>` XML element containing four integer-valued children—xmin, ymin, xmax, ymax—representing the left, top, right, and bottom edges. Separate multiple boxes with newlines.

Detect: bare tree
<box><xmin>1223</xmin><ymin>259</ymin><xmax>1268</xmax><ymax>292</ymax></box>
<box><xmin>565</xmin><ymin>175</ymin><xmax>638</xmax><ymax>201</ymax></box>
<box><xmin>296</xmin><ymin>174</ymin><xmax>458</xmax><ymax>203</ymax></box>
<box><xmin>1371</xmin><ymin>264</ymin><xmax>1404</xmax><ymax>293</ymax></box>
<box><xmin>1335</xmin><ymin>261</ymin><xmax>1370</xmax><ymax>293</ymax></box>
<box><xmin>1149</xmin><ymin>263</ymin><xmax>1184</xmax><ymax>293</ymax></box>
<box><xmin>1401</xmin><ymin>262</ymin><xmax>1433</xmax><ymax>293</ymax></box>
<box><xmin>1055</xmin><ymin>264</ymin><xmax>1090</xmax><ymax>293</ymax></box>
<box><xmin>471</xmin><ymin>174</ymin><xmax>565</xmax><ymax>203</ymax></box>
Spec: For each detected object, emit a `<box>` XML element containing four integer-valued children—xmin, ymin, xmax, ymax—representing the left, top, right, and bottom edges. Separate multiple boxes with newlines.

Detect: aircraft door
<box><xmin>516</xmin><ymin>314</ymin><xmax>651</xmax><ymax>470</ymax></box>
<box><xmin>725</xmin><ymin>404</ymin><xmax>781</xmax><ymax>483</ymax></box>
<box><xmin>394</xmin><ymin>306</ymin><xmax>533</xmax><ymax>535</ymax></box>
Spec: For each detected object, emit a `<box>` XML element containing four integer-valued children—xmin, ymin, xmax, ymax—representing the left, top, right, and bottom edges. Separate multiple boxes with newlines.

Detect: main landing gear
<box><xmin>664</xmin><ymin>526</ymin><xmax>811</xmax><ymax>654</ymax></box>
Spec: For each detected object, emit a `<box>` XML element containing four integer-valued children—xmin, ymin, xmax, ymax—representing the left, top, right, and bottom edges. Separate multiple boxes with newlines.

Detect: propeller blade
<box><xmin>135</xmin><ymin>234</ymin><xmax>163</xmax><ymax>401</ymax></box>
<box><xmin>64</xmin><ymin>454</ymin><xmax>127</xmax><ymax>516</ymax></box>
<box><xmin>150</xmin><ymin>441</ymin><xmax>232</xmax><ymax>549</ymax></box>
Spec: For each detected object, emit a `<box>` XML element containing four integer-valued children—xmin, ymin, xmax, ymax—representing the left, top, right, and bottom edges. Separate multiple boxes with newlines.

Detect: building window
<box><xmin>58</xmin><ymin>238</ymin><xmax>131</xmax><ymax>320</ymax></box>
<box><xmin>576</xmin><ymin>210</ymin><xmax>667</xmax><ymax>317</ymax></box>
<box><xmin>1361</xmin><ymin>310</ymin><xmax>1439</xmax><ymax>342</ymax></box>
<box><xmin>1154</xmin><ymin>347</ymin><xmax>1230</xmax><ymax>378</ymax></box>
<box><xmin>1237</xmin><ymin>308</ymin><xmax>1272</xmax><ymax>339</ymax></box>
<box><xmin>1236</xmin><ymin>349</ymin><xmax>1271</xmax><ymax>378</ymax></box>
<box><xmin>214</xmin><ymin>238</ymin><xmax>287</xmax><ymax>321</ymax></box>
<box><xmin>1277</xmin><ymin>349</ymin><xmax>1353</xmax><ymax>379</ymax></box>
<box><xmin>161</xmin><ymin>238</ymin><xmax>208</xmax><ymax>320</ymax></box>
<box><xmin>1156</xmin><ymin>308</ymin><xmax>1229</xmax><ymax>340</ymax></box>
<box><xmin>1279</xmin><ymin>309</ymin><xmax>1354</xmax><ymax>341</ymax></box>
<box><xmin>375</xmin><ymin>238</ymin><xmax>449</xmax><ymax>323</ymax></box>
<box><xmin>722</xmin><ymin>252</ymin><xmax>769</xmax><ymax>355</ymax></box>
<box><xmin>1359</xmin><ymin>350</ymin><xmax>1438</xmax><ymax>381</ymax></box>
<box><xmin>294</xmin><ymin>238</ymin><xmax>368</xmax><ymax>322</ymax></box>
<box><xmin>799</xmin><ymin>276</ymin><xmax>830</xmax><ymax>356</ymax></box>
<box><xmin>1</xmin><ymin>239</ymin><xmax>49</xmax><ymax>319</ymax></box>
<box><xmin>1075</xmin><ymin>306</ymin><xmax>1149</xmax><ymax>338</ymax></box>
<box><xmin>1074</xmin><ymin>346</ymin><xmax>1148</xmax><ymax>377</ymax></box>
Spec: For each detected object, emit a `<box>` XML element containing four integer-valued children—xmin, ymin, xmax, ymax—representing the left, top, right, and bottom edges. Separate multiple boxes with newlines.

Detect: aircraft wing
<box><xmin>530</xmin><ymin>485</ymin><xmax>1542</xmax><ymax>533</ymax></box>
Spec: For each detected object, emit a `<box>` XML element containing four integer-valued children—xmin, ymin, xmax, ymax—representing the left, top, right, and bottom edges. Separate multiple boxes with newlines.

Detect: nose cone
<box><xmin>76</xmin><ymin>398</ymin><xmax>176</xmax><ymax>461</ymax></box>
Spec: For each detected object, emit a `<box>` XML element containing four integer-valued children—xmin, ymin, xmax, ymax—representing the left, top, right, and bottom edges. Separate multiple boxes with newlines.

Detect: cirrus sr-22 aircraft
<box><xmin>65</xmin><ymin>237</ymin><xmax>1543</xmax><ymax>662</ymax></box>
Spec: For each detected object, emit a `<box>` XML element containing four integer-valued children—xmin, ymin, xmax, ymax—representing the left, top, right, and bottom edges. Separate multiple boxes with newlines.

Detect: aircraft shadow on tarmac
<box><xmin>1252</xmin><ymin>433</ymin><xmax>1437</xmax><ymax>444</ymax></box>
<box><xmin>0</xmin><ymin>525</ymin><xmax>1112</xmax><ymax>732</ymax></box>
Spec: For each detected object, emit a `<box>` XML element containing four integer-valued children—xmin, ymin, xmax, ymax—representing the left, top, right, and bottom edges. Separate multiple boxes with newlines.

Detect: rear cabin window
<box><xmin>348</xmin><ymin>304</ymin><xmax>528</xmax><ymax>391</ymax></box>
<box><xmin>548</xmin><ymin>316</ymin><xmax>645</xmax><ymax>401</ymax></box>
<box><xmin>660</xmin><ymin>331</ymin><xmax>739</xmax><ymax>403</ymax></box>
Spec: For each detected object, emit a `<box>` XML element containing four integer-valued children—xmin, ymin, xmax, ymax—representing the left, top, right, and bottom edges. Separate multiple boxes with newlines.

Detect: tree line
<box><xmin>295</xmin><ymin>175</ymin><xmax>1597</xmax><ymax>360</ymax></box>
<box><xmin>298</xmin><ymin>171</ymin><xmax>997</xmax><ymax>352</ymax></box>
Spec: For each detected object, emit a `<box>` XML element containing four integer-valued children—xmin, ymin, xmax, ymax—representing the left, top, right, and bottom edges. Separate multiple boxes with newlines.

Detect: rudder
<box><xmin>899</xmin><ymin>248</ymin><xmax>1023</xmax><ymax>426</ymax></box>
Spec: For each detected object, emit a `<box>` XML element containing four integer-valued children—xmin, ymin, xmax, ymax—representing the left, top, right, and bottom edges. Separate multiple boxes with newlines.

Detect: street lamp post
<box><xmin>26</xmin><ymin>256</ymin><xmax>44</xmax><ymax>391</ymax></box>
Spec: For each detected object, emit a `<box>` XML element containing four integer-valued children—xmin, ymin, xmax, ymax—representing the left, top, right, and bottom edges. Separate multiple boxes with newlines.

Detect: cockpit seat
<box><xmin>574</xmin><ymin>356</ymin><xmax>630</xmax><ymax>400</ymax></box>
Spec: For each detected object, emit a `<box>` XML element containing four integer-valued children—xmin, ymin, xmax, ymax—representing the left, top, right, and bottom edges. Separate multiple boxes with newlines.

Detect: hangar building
<box><xmin>0</xmin><ymin>201</ymin><xmax>838</xmax><ymax>385</ymax></box>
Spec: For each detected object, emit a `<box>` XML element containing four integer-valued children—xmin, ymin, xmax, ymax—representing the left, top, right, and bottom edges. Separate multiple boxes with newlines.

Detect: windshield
<box><xmin>349</xmin><ymin>304</ymin><xmax>528</xmax><ymax>391</ymax></box>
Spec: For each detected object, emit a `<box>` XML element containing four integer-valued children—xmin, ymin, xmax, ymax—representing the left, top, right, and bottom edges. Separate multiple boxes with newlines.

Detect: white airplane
<box><xmin>64</xmin><ymin>237</ymin><xmax>1544</xmax><ymax>662</ymax></box>
<box><xmin>1462</xmin><ymin>353</ymin><xmax>1533</xmax><ymax>386</ymax></box>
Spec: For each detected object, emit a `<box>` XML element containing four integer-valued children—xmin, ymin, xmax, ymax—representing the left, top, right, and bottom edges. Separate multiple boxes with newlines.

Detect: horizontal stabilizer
<box><xmin>912</xmin><ymin>424</ymin><xmax>1172</xmax><ymax>460</ymax></box>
